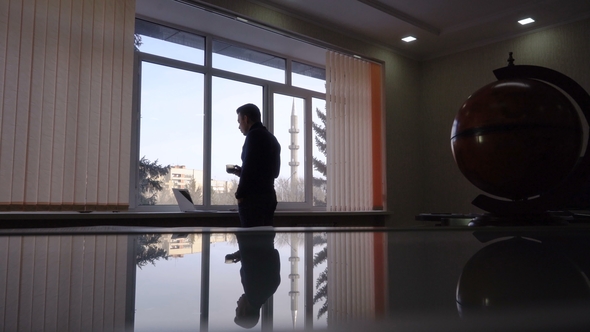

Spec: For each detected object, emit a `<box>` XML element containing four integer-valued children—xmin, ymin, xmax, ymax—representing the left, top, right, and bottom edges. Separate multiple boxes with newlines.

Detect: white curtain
<box><xmin>0</xmin><ymin>0</ymin><xmax>135</xmax><ymax>211</ymax></box>
<box><xmin>326</xmin><ymin>51</ymin><xmax>373</xmax><ymax>211</ymax></box>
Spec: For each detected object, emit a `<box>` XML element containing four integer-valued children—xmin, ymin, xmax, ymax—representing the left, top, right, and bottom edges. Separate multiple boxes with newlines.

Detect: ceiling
<box><xmin>251</xmin><ymin>0</ymin><xmax>590</xmax><ymax>60</ymax></box>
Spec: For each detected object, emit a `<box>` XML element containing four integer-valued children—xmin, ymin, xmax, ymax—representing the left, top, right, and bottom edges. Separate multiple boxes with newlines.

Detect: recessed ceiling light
<box><xmin>518</xmin><ymin>18</ymin><xmax>535</xmax><ymax>25</ymax></box>
<box><xmin>402</xmin><ymin>36</ymin><xmax>417</xmax><ymax>42</ymax></box>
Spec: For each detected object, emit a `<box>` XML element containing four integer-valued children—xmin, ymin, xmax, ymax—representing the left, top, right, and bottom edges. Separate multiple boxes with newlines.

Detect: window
<box><xmin>138</xmin><ymin>62</ymin><xmax>205</xmax><ymax>206</ymax></box>
<box><xmin>133</xmin><ymin>18</ymin><xmax>326</xmax><ymax>210</ymax></box>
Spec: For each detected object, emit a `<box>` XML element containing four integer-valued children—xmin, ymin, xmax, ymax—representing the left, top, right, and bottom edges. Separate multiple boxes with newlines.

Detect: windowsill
<box><xmin>0</xmin><ymin>210</ymin><xmax>389</xmax><ymax>229</ymax></box>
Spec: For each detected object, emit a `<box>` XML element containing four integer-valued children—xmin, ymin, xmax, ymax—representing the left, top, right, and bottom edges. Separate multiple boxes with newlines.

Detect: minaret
<box><xmin>288</xmin><ymin>99</ymin><xmax>300</xmax><ymax>192</ymax></box>
<box><xmin>288</xmin><ymin>233</ymin><xmax>300</xmax><ymax>328</ymax></box>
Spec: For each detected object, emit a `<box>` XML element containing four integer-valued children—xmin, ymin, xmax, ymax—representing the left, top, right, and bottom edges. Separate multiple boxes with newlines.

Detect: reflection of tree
<box><xmin>136</xmin><ymin>234</ymin><xmax>168</xmax><ymax>268</ymax></box>
<box><xmin>138</xmin><ymin>157</ymin><xmax>171</xmax><ymax>205</ymax></box>
<box><xmin>312</xmin><ymin>107</ymin><xmax>327</xmax><ymax>206</ymax></box>
<box><xmin>312</xmin><ymin>233</ymin><xmax>328</xmax><ymax>319</ymax></box>
<box><xmin>134</xmin><ymin>34</ymin><xmax>142</xmax><ymax>50</ymax></box>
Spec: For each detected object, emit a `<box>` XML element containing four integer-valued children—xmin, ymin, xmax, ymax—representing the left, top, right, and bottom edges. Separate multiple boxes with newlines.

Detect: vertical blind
<box><xmin>326</xmin><ymin>51</ymin><xmax>374</xmax><ymax>211</ymax></box>
<box><xmin>0</xmin><ymin>0</ymin><xmax>135</xmax><ymax>211</ymax></box>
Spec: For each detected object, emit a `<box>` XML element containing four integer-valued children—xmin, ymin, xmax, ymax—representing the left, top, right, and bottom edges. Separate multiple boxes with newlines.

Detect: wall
<box><xmin>419</xmin><ymin>18</ymin><xmax>590</xmax><ymax>216</ymax></box>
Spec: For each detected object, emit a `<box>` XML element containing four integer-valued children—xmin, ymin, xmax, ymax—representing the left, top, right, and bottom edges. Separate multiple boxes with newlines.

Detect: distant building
<box><xmin>162</xmin><ymin>165</ymin><xmax>234</xmax><ymax>193</ymax></box>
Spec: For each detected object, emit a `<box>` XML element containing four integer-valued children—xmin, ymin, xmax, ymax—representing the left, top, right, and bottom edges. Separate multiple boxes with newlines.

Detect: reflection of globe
<box><xmin>456</xmin><ymin>237</ymin><xmax>590</xmax><ymax>317</ymax></box>
<box><xmin>451</xmin><ymin>78</ymin><xmax>583</xmax><ymax>200</ymax></box>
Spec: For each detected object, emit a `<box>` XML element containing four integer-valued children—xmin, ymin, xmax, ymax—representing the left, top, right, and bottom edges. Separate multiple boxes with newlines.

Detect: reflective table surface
<box><xmin>1</xmin><ymin>225</ymin><xmax>590</xmax><ymax>331</ymax></box>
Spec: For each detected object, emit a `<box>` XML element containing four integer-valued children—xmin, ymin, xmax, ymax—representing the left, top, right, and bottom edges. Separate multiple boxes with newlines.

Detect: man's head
<box><xmin>234</xmin><ymin>294</ymin><xmax>260</xmax><ymax>329</ymax></box>
<box><xmin>236</xmin><ymin>103</ymin><xmax>261</xmax><ymax>136</ymax></box>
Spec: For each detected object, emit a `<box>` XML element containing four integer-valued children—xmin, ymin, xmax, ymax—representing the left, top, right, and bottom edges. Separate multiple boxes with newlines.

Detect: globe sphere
<box><xmin>451</xmin><ymin>78</ymin><xmax>582</xmax><ymax>200</ymax></box>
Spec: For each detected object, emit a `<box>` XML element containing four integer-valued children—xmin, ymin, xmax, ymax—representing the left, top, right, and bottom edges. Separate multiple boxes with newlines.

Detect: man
<box><xmin>228</xmin><ymin>103</ymin><xmax>281</xmax><ymax>228</ymax></box>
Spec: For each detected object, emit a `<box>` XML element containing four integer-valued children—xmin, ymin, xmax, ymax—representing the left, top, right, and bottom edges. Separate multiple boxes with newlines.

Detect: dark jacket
<box><xmin>235</xmin><ymin>122</ymin><xmax>281</xmax><ymax>200</ymax></box>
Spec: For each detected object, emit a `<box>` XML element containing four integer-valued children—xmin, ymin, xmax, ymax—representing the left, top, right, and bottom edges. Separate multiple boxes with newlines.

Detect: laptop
<box><xmin>172</xmin><ymin>188</ymin><xmax>214</xmax><ymax>213</ymax></box>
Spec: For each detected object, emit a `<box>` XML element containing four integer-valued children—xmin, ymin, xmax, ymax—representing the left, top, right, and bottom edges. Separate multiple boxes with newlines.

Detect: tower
<box><xmin>288</xmin><ymin>99</ymin><xmax>300</xmax><ymax>193</ymax></box>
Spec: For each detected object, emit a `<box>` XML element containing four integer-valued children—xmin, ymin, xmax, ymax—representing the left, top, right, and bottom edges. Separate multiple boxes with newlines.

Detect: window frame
<box><xmin>130</xmin><ymin>18</ymin><xmax>326</xmax><ymax>211</ymax></box>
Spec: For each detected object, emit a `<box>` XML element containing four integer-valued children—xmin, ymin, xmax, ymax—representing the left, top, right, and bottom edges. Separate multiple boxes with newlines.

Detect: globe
<box><xmin>451</xmin><ymin>78</ymin><xmax>583</xmax><ymax>201</ymax></box>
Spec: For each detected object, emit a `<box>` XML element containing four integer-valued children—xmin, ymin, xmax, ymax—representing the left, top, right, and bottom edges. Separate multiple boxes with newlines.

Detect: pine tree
<box><xmin>138</xmin><ymin>156</ymin><xmax>171</xmax><ymax>205</ymax></box>
<box><xmin>312</xmin><ymin>107</ymin><xmax>327</xmax><ymax>206</ymax></box>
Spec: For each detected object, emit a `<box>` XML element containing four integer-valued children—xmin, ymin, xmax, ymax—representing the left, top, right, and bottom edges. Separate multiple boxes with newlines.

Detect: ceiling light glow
<box><xmin>518</xmin><ymin>18</ymin><xmax>535</xmax><ymax>25</ymax></box>
<box><xmin>402</xmin><ymin>36</ymin><xmax>417</xmax><ymax>42</ymax></box>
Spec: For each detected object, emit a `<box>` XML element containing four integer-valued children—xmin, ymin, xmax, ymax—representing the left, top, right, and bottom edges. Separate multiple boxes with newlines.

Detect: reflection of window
<box><xmin>135</xmin><ymin>19</ymin><xmax>204</xmax><ymax>65</ymax></box>
<box><xmin>133</xmin><ymin>18</ymin><xmax>333</xmax><ymax>210</ymax></box>
<box><xmin>292</xmin><ymin>61</ymin><xmax>326</xmax><ymax>93</ymax></box>
<box><xmin>212</xmin><ymin>39</ymin><xmax>285</xmax><ymax>83</ymax></box>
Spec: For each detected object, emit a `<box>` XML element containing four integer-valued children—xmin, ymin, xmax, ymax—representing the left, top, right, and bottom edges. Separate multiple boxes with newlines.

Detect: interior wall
<box><xmin>419</xmin><ymin>18</ymin><xmax>590</xmax><ymax>217</ymax></box>
<box><xmin>192</xmin><ymin>0</ymin><xmax>425</xmax><ymax>225</ymax></box>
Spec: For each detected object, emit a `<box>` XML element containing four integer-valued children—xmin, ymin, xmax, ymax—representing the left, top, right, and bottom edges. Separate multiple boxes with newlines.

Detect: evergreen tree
<box><xmin>138</xmin><ymin>156</ymin><xmax>170</xmax><ymax>205</ymax></box>
<box><xmin>312</xmin><ymin>107</ymin><xmax>327</xmax><ymax>206</ymax></box>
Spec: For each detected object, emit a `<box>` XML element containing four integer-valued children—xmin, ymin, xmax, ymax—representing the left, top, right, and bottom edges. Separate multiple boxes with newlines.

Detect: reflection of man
<box><xmin>234</xmin><ymin>231</ymin><xmax>281</xmax><ymax>329</ymax></box>
<box><xmin>228</xmin><ymin>103</ymin><xmax>281</xmax><ymax>228</ymax></box>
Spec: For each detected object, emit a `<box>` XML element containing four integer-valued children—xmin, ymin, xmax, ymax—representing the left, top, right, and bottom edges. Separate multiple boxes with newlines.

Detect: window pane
<box><xmin>312</xmin><ymin>98</ymin><xmax>327</xmax><ymax>207</ymax></box>
<box><xmin>274</xmin><ymin>94</ymin><xmax>305</xmax><ymax>202</ymax></box>
<box><xmin>213</xmin><ymin>39</ymin><xmax>285</xmax><ymax>83</ymax></box>
<box><xmin>135</xmin><ymin>19</ymin><xmax>205</xmax><ymax>65</ymax></box>
<box><xmin>211</xmin><ymin>77</ymin><xmax>263</xmax><ymax>205</ymax></box>
<box><xmin>292</xmin><ymin>61</ymin><xmax>326</xmax><ymax>93</ymax></box>
<box><xmin>139</xmin><ymin>62</ymin><xmax>204</xmax><ymax>206</ymax></box>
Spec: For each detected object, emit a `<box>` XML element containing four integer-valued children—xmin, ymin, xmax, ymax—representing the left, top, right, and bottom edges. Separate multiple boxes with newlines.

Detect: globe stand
<box><xmin>454</xmin><ymin>53</ymin><xmax>590</xmax><ymax>224</ymax></box>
